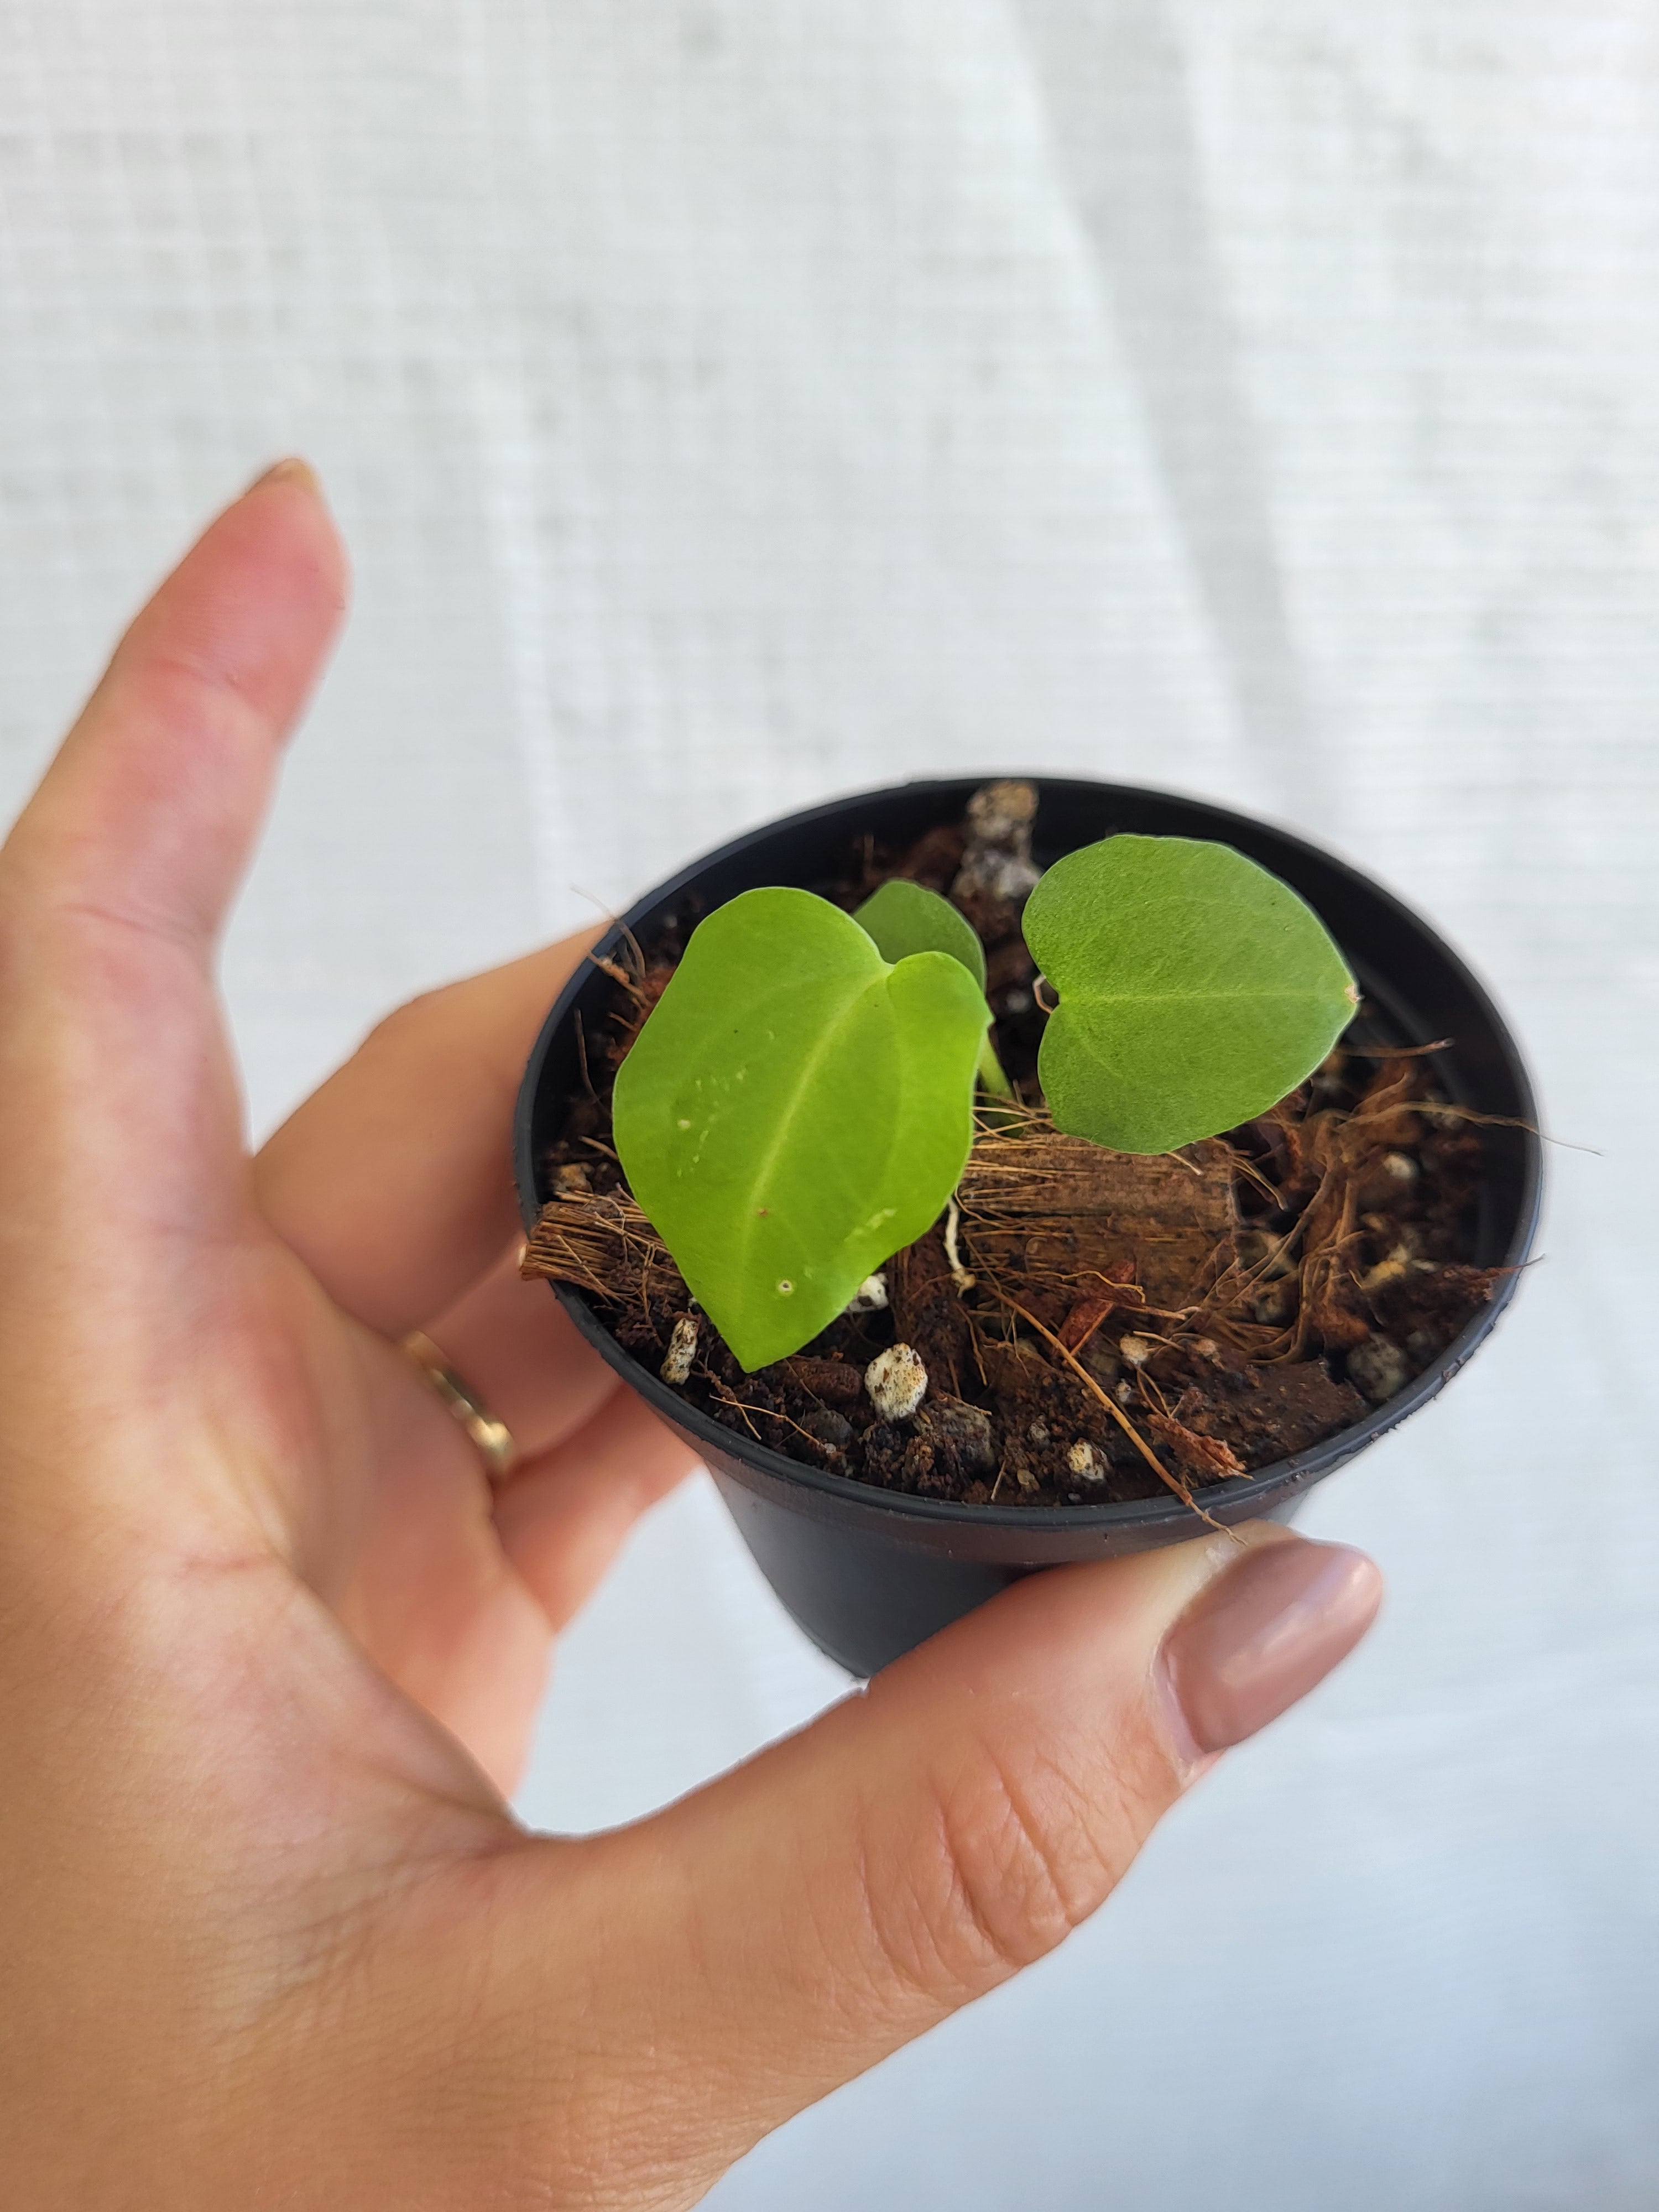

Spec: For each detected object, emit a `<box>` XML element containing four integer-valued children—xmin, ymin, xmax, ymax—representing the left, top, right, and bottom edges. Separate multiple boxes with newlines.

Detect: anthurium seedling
<box><xmin>613</xmin><ymin>836</ymin><xmax>1356</xmax><ymax>1370</ymax></box>
<box><xmin>612</xmin><ymin>886</ymin><xmax>990</xmax><ymax>1370</ymax></box>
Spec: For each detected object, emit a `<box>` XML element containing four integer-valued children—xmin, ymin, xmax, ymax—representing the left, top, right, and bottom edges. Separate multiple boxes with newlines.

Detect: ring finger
<box><xmin>414</xmin><ymin>1241</ymin><xmax>622</xmax><ymax>1464</ymax></box>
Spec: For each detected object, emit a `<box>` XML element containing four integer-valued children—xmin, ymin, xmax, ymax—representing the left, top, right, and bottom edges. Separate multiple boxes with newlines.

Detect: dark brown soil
<box><xmin>524</xmin><ymin>786</ymin><xmax>1503</xmax><ymax>1509</ymax></box>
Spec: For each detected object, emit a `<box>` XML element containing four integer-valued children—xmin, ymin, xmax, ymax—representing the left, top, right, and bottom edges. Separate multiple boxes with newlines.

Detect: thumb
<box><xmin>495</xmin><ymin>1526</ymin><xmax>1379</xmax><ymax>2200</ymax></box>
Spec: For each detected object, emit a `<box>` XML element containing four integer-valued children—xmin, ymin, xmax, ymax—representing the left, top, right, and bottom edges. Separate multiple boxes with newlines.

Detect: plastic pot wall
<box><xmin>514</xmin><ymin>778</ymin><xmax>1542</xmax><ymax>1677</ymax></box>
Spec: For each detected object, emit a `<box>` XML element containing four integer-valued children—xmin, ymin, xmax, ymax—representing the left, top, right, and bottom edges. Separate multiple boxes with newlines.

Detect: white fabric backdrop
<box><xmin>3</xmin><ymin>3</ymin><xmax>1657</xmax><ymax>2204</ymax></box>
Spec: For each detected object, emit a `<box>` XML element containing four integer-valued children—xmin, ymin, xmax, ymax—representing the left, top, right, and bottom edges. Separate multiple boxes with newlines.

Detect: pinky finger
<box><xmin>493</xmin><ymin>1391</ymin><xmax>700</xmax><ymax>1634</ymax></box>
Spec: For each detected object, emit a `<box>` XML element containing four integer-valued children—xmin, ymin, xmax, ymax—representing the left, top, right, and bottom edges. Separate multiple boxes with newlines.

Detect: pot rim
<box><xmin>514</xmin><ymin>774</ymin><xmax>1543</xmax><ymax>1535</ymax></box>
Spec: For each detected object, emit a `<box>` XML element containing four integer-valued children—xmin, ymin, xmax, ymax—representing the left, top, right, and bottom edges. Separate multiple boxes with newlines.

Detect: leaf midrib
<box><xmin>1061</xmin><ymin>983</ymin><xmax>1344</xmax><ymax>1005</ymax></box>
<box><xmin>731</xmin><ymin>966</ymin><xmax>889</xmax><ymax>1291</ymax></box>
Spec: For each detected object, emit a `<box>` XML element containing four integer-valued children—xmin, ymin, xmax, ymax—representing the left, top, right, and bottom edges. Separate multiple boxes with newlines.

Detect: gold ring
<box><xmin>400</xmin><ymin>1331</ymin><xmax>518</xmax><ymax>1482</ymax></box>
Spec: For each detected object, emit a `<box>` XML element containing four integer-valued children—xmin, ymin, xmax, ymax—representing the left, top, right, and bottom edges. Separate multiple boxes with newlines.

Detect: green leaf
<box><xmin>613</xmin><ymin>887</ymin><xmax>990</xmax><ymax>1370</ymax></box>
<box><xmin>853</xmin><ymin>879</ymin><xmax>987</xmax><ymax>990</ymax></box>
<box><xmin>854</xmin><ymin>879</ymin><xmax>1014</xmax><ymax>1100</ymax></box>
<box><xmin>1022</xmin><ymin>836</ymin><xmax>1358</xmax><ymax>1153</ymax></box>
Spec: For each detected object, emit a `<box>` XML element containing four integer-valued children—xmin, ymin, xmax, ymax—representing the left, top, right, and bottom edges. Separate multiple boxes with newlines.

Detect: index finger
<box><xmin>253</xmin><ymin>934</ymin><xmax>589</xmax><ymax>1334</ymax></box>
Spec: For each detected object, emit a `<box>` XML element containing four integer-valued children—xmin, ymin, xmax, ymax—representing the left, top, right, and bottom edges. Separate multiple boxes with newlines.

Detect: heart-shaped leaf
<box><xmin>1022</xmin><ymin>835</ymin><xmax>1358</xmax><ymax>1153</ymax></box>
<box><xmin>613</xmin><ymin>887</ymin><xmax>990</xmax><ymax>1370</ymax></box>
<box><xmin>853</xmin><ymin>879</ymin><xmax>987</xmax><ymax>989</ymax></box>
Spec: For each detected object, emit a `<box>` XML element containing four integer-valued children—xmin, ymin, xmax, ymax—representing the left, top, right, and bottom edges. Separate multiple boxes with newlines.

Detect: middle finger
<box><xmin>254</xmin><ymin>933</ymin><xmax>590</xmax><ymax>1335</ymax></box>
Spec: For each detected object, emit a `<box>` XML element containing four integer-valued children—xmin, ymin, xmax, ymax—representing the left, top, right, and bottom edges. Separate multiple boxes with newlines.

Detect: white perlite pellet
<box><xmin>1119</xmin><ymin>1333</ymin><xmax>1158</xmax><ymax>1368</ymax></box>
<box><xmin>660</xmin><ymin>1315</ymin><xmax>699</xmax><ymax>1386</ymax></box>
<box><xmin>1066</xmin><ymin>1441</ymin><xmax>1107</xmax><ymax>1483</ymax></box>
<box><xmin>846</xmin><ymin>1271</ymin><xmax>890</xmax><ymax>1313</ymax></box>
<box><xmin>865</xmin><ymin>1343</ymin><xmax>927</xmax><ymax>1422</ymax></box>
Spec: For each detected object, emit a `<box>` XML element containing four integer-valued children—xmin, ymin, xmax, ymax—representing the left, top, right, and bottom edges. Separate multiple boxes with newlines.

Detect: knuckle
<box><xmin>0</xmin><ymin>881</ymin><xmax>193</xmax><ymax>1038</ymax></box>
<box><xmin>934</xmin><ymin>1746</ymin><xmax>1099</xmax><ymax>1976</ymax></box>
<box><xmin>866</xmin><ymin>1729</ymin><xmax>1154</xmax><ymax>2004</ymax></box>
<box><xmin>362</xmin><ymin>980</ymin><xmax>465</xmax><ymax>1057</ymax></box>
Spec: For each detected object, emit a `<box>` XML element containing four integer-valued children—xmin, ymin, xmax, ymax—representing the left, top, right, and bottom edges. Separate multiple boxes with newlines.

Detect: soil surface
<box><xmin>524</xmin><ymin>785</ymin><xmax>1503</xmax><ymax>1509</ymax></box>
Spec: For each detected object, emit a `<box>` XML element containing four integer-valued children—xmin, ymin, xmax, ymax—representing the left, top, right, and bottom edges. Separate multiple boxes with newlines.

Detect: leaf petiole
<box><xmin>975</xmin><ymin>1031</ymin><xmax>1015</xmax><ymax>1100</ymax></box>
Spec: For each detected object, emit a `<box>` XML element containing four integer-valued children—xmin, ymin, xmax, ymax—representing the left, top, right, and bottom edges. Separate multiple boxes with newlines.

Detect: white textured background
<box><xmin>3</xmin><ymin>4</ymin><xmax>1657</xmax><ymax>2204</ymax></box>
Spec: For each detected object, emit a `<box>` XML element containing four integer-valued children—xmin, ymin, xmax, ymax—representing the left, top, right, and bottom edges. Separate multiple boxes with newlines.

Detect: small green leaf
<box><xmin>1023</xmin><ymin>836</ymin><xmax>1358</xmax><ymax>1153</ymax></box>
<box><xmin>613</xmin><ymin>887</ymin><xmax>990</xmax><ymax>1370</ymax></box>
<box><xmin>853</xmin><ymin>879</ymin><xmax>987</xmax><ymax>990</ymax></box>
<box><xmin>855</xmin><ymin>879</ymin><xmax>1014</xmax><ymax>1100</ymax></box>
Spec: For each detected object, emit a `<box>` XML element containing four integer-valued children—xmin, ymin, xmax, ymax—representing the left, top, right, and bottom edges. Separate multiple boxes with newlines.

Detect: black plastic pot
<box><xmin>514</xmin><ymin>778</ymin><xmax>1542</xmax><ymax>1678</ymax></box>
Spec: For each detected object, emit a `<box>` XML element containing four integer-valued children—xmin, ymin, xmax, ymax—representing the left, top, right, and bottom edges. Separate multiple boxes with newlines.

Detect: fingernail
<box><xmin>247</xmin><ymin>456</ymin><xmax>320</xmax><ymax>495</ymax></box>
<box><xmin>1158</xmin><ymin>1537</ymin><xmax>1382</xmax><ymax>1760</ymax></box>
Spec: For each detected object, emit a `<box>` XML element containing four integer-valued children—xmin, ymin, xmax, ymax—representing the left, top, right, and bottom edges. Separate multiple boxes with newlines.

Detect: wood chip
<box><xmin>1144</xmin><ymin>1412</ymin><xmax>1245</xmax><ymax>1481</ymax></box>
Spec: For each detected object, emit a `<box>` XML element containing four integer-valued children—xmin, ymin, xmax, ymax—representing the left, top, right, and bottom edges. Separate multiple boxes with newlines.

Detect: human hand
<box><xmin>0</xmin><ymin>466</ymin><xmax>1383</xmax><ymax>2208</ymax></box>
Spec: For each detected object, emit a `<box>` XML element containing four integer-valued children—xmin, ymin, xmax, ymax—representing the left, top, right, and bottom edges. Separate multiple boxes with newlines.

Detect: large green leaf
<box><xmin>853</xmin><ymin>879</ymin><xmax>987</xmax><ymax>989</ymax></box>
<box><xmin>1022</xmin><ymin>835</ymin><xmax>1358</xmax><ymax>1153</ymax></box>
<box><xmin>612</xmin><ymin>887</ymin><xmax>990</xmax><ymax>1370</ymax></box>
